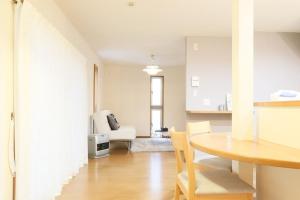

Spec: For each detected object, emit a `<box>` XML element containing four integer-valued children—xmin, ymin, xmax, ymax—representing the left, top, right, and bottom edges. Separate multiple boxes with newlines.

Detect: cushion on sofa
<box><xmin>107</xmin><ymin>114</ymin><xmax>120</xmax><ymax>130</ymax></box>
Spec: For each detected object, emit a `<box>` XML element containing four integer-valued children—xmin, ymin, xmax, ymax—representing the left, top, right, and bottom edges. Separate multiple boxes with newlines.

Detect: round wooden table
<box><xmin>190</xmin><ymin>133</ymin><xmax>300</xmax><ymax>169</ymax></box>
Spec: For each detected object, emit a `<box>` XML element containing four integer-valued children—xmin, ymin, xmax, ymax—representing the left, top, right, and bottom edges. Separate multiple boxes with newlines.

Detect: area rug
<box><xmin>130</xmin><ymin>138</ymin><xmax>174</xmax><ymax>152</ymax></box>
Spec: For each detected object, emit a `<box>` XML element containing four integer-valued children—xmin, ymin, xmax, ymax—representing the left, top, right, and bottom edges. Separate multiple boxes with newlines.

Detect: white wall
<box><xmin>102</xmin><ymin>65</ymin><xmax>186</xmax><ymax>136</ymax></box>
<box><xmin>0</xmin><ymin>1</ymin><xmax>14</xmax><ymax>200</ymax></box>
<box><xmin>187</xmin><ymin>33</ymin><xmax>300</xmax><ymax>108</ymax></box>
<box><xmin>186</xmin><ymin>33</ymin><xmax>300</xmax><ymax>131</ymax></box>
<box><xmin>254</xmin><ymin>33</ymin><xmax>300</xmax><ymax>101</ymax></box>
<box><xmin>164</xmin><ymin>67</ymin><xmax>186</xmax><ymax>132</ymax></box>
<box><xmin>186</xmin><ymin>37</ymin><xmax>232</xmax><ymax>111</ymax></box>
<box><xmin>186</xmin><ymin>37</ymin><xmax>232</xmax><ymax>132</ymax></box>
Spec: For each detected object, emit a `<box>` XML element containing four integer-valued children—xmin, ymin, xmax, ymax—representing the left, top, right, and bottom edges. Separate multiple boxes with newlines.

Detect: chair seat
<box><xmin>194</xmin><ymin>150</ymin><xmax>232</xmax><ymax>171</ymax></box>
<box><xmin>178</xmin><ymin>170</ymin><xmax>255</xmax><ymax>195</ymax></box>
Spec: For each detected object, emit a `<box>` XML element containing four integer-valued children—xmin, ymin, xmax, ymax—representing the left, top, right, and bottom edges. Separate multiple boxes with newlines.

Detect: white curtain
<box><xmin>15</xmin><ymin>2</ymin><xmax>89</xmax><ymax>200</ymax></box>
<box><xmin>0</xmin><ymin>1</ymin><xmax>14</xmax><ymax>200</ymax></box>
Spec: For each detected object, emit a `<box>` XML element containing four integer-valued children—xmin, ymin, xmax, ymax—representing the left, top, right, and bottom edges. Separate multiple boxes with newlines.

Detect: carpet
<box><xmin>130</xmin><ymin>138</ymin><xmax>174</xmax><ymax>152</ymax></box>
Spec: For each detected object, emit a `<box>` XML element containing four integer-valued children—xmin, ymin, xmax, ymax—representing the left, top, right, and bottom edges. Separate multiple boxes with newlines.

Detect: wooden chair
<box><xmin>170</xmin><ymin>130</ymin><xmax>255</xmax><ymax>200</ymax></box>
<box><xmin>187</xmin><ymin>121</ymin><xmax>232</xmax><ymax>171</ymax></box>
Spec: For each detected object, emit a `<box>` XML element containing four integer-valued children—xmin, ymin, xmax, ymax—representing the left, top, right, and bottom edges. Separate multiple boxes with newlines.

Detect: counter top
<box><xmin>254</xmin><ymin>101</ymin><xmax>300</xmax><ymax>107</ymax></box>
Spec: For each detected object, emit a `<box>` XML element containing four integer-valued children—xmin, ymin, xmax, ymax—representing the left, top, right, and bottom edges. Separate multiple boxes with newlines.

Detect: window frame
<box><xmin>150</xmin><ymin>76</ymin><xmax>164</xmax><ymax>136</ymax></box>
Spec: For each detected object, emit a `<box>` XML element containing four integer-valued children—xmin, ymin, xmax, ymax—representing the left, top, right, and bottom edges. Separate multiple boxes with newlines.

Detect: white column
<box><xmin>232</xmin><ymin>0</ymin><xmax>254</xmax><ymax>140</ymax></box>
<box><xmin>232</xmin><ymin>0</ymin><xmax>254</xmax><ymax>185</ymax></box>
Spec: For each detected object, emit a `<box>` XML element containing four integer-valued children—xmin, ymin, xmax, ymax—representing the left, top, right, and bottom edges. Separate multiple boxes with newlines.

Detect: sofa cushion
<box><xmin>109</xmin><ymin>126</ymin><xmax>136</xmax><ymax>140</ymax></box>
<box><xmin>107</xmin><ymin>114</ymin><xmax>120</xmax><ymax>130</ymax></box>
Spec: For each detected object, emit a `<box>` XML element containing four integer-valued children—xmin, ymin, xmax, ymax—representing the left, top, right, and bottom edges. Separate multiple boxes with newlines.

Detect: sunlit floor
<box><xmin>56</xmin><ymin>146</ymin><xmax>177</xmax><ymax>200</ymax></box>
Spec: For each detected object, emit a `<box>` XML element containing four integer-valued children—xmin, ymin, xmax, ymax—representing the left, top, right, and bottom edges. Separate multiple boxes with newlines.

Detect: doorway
<box><xmin>150</xmin><ymin>76</ymin><xmax>164</xmax><ymax>137</ymax></box>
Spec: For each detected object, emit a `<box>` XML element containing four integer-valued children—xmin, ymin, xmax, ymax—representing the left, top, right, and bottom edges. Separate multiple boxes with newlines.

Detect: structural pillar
<box><xmin>232</xmin><ymin>0</ymin><xmax>254</xmax><ymax>185</ymax></box>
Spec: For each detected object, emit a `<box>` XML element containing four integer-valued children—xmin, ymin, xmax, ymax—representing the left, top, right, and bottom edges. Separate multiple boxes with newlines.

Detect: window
<box><xmin>150</xmin><ymin>76</ymin><xmax>164</xmax><ymax>137</ymax></box>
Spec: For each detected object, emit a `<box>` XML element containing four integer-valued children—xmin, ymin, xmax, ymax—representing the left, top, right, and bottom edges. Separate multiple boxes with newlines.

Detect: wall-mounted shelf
<box><xmin>186</xmin><ymin>110</ymin><xmax>232</xmax><ymax>114</ymax></box>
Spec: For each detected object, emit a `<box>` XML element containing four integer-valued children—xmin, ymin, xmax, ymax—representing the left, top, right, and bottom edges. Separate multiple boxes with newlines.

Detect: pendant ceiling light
<box><xmin>142</xmin><ymin>54</ymin><xmax>162</xmax><ymax>75</ymax></box>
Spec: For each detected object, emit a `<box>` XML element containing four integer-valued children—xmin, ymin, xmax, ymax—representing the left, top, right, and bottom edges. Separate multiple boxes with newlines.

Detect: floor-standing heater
<box><xmin>88</xmin><ymin>134</ymin><xmax>109</xmax><ymax>158</ymax></box>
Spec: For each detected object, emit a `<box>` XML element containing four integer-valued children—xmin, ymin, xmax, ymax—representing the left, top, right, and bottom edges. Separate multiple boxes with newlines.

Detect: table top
<box><xmin>190</xmin><ymin>133</ymin><xmax>300</xmax><ymax>169</ymax></box>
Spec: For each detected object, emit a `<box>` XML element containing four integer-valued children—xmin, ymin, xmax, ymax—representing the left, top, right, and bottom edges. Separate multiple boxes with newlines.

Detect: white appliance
<box><xmin>88</xmin><ymin>134</ymin><xmax>109</xmax><ymax>158</ymax></box>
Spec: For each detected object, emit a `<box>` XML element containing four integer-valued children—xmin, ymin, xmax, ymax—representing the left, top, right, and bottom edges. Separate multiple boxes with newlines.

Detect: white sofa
<box><xmin>93</xmin><ymin>110</ymin><xmax>136</xmax><ymax>150</ymax></box>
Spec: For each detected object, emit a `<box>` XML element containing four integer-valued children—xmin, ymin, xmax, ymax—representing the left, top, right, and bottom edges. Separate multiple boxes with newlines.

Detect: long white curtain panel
<box><xmin>0</xmin><ymin>1</ymin><xmax>14</xmax><ymax>200</ymax></box>
<box><xmin>15</xmin><ymin>2</ymin><xmax>89</xmax><ymax>200</ymax></box>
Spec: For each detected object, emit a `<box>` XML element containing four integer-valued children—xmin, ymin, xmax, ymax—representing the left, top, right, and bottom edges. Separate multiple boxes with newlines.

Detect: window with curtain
<box><xmin>15</xmin><ymin>2</ymin><xmax>89</xmax><ymax>200</ymax></box>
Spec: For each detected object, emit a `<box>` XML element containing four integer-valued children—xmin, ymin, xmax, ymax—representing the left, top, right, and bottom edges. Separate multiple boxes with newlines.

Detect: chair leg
<box><xmin>174</xmin><ymin>183</ymin><xmax>181</xmax><ymax>200</ymax></box>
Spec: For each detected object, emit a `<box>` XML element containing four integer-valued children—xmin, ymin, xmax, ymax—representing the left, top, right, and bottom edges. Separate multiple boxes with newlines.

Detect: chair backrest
<box><xmin>170</xmin><ymin>129</ymin><xmax>196</xmax><ymax>194</ymax></box>
<box><xmin>187</xmin><ymin>121</ymin><xmax>211</xmax><ymax>136</ymax></box>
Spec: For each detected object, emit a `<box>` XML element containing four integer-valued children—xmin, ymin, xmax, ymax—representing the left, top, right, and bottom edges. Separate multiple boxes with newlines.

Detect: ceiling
<box><xmin>54</xmin><ymin>0</ymin><xmax>300</xmax><ymax>67</ymax></box>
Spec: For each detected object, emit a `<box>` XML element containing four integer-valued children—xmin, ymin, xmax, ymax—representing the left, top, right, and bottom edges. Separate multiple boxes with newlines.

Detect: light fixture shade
<box><xmin>142</xmin><ymin>65</ymin><xmax>162</xmax><ymax>75</ymax></box>
<box><xmin>143</xmin><ymin>54</ymin><xmax>163</xmax><ymax>75</ymax></box>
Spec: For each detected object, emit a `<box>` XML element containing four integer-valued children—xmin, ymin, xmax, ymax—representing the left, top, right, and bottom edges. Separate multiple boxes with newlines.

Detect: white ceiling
<box><xmin>54</xmin><ymin>0</ymin><xmax>300</xmax><ymax>67</ymax></box>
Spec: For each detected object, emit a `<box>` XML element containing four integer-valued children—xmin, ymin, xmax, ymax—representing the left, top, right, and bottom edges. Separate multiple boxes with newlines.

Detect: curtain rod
<box><xmin>13</xmin><ymin>0</ymin><xmax>24</xmax><ymax>4</ymax></box>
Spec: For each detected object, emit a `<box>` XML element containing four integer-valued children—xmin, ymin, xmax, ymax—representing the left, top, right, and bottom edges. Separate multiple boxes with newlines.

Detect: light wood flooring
<box><xmin>56</xmin><ymin>148</ymin><xmax>177</xmax><ymax>200</ymax></box>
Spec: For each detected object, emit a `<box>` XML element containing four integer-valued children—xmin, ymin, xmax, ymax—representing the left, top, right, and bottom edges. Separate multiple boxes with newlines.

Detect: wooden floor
<box><xmin>56</xmin><ymin>148</ymin><xmax>177</xmax><ymax>200</ymax></box>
